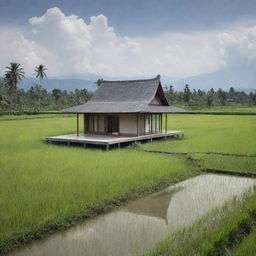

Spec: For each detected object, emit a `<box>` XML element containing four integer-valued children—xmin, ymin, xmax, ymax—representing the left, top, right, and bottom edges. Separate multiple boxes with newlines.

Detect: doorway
<box><xmin>107</xmin><ymin>115</ymin><xmax>119</xmax><ymax>133</ymax></box>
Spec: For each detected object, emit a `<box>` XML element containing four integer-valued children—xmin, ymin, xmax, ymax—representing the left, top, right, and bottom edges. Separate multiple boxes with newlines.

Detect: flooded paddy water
<box><xmin>10</xmin><ymin>174</ymin><xmax>256</xmax><ymax>256</ymax></box>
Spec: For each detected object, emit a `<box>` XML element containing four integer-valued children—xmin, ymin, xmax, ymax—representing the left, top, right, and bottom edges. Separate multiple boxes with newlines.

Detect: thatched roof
<box><xmin>61</xmin><ymin>75</ymin><xmax>187</xmax><ymax>113</ymax></box>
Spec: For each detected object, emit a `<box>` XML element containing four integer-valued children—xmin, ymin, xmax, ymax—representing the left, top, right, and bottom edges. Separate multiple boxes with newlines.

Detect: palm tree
<box><xmin>4</xmin><ymin>62</ymin><xmax>25</xmax><ymax>93</ymax></box>
<box><xmin>34</xmin><ymin>64</ymin><xmax>47</xmax><ymax>86</ymax></box>
<box><xmin>4</xmin><ymin>62</ymin><xmax>25</xmax><ymax>111</ymax></box>
<box><xmin>34</xmin><ymin>65</ymin><xmax>47</xmax><ymax>109</ymax></box>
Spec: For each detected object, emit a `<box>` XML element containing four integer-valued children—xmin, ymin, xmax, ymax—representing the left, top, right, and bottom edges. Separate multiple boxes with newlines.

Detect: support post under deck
<box><xmin>76</xmin><ymin>114</ymin><xmax>79</xmax><ymax>136</ymax></box>
<box><xmin>137</xmin><ymin>114</ymin><xmax>139</xmax><ymax>137</ymax></box>
<box><xmin>165</xmin><ymin>113</ymin><xmax>167</xmax><ymax>133</ymax></box>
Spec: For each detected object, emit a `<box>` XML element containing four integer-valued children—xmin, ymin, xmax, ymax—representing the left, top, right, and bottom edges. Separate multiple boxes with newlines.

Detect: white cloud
<box><xmin>1</xmin><ymin>7</ymin><xmax>256</xmax><ymax>78</ymax></box>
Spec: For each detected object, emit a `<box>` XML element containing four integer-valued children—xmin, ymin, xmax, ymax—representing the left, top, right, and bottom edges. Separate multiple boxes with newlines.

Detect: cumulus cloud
<box><xmin>1</xmin><ymin>7</ymin><xmax>256</xmax><ymax>78</ymax></box>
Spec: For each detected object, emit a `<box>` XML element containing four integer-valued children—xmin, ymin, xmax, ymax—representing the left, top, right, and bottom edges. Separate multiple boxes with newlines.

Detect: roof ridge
<box><xmin>102</xmin><ymin>75</ymin><xmax>160</xmax><ymax>84</ymax></box>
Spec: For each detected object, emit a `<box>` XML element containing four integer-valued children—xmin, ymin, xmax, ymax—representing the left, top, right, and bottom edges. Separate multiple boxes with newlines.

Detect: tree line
<box><xmin>1</xmin><ymin>62</ymin><xmax>256</xmax><ymax>114</ymax></box>
<box><xmin>0</xmin><ymin>62</ymin><xmax>92</xmax><ymax>113</ymax></box>
<box><xmin>164</xmin><ymin>84</ymin><xmax>256</xmax><ymax>108</ymax></box>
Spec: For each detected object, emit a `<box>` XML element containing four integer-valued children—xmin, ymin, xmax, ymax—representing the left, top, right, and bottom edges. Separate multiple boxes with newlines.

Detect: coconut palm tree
<box><xmin>4</xmin><ymin>62</ymin><xmax>25</xmax><ymax>93</ymax></box>
<box><xmin>34</xmin><ymin>64</ymin><xmax>47</xmax><ymax>87</ymax></box>
<box><xmin>4</xmin><ymin>62</ymin><xmax>25</xmax><ymax>111</ymax></box>
<box><xmin>34</xmin><ymin>65</ymin><xmax>47</xmax><ymax>109</ymax></box>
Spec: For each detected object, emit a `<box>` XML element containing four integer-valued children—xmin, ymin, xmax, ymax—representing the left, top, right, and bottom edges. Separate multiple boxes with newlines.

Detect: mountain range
<box><xmin>18</xmin><ymin>59</ymin><xmax>256</xmax><ymax>93</ymax></box>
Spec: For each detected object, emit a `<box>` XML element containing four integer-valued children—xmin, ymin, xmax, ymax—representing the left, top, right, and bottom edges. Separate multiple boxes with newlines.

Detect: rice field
<box><xmin>230</xmin><ymin>228</ymin><xmax>256</xmax><ymax>256</ymax></box>
<box><xmin>192</xmin><ymin>154</ymin><xmax>256</xmax><ymax>173</ymax></box>
<box><xmin>143</xmin><ymin>114</ymin><xmax>256</xmax><ymax>155</ymax></box>
<box><xmin>0</xmin><ymin>115</ymin><xmax>199</xmax><ymax>253</ymax></box>
<box><xmin>1</xmin><ymin>113</ymin><xmax>256</xmax><ymax>254</ymax></box>
<box><xmin>142</xmin><ymin>114</ymin><xmax>256</xmax><ymax>175</ymax></box>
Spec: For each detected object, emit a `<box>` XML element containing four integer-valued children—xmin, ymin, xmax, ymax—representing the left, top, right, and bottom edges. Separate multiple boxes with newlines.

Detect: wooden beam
<box><xmin>144</xmin><ymin>114</ymin><xmax>146</xmax><ymax>135</ymax></box>
<box><xmin>77</xmin><ymin>113</ymin><xmax>79</xmax><ymax>136</ymax></box>
<box><xmin>137</xmin><ymin>114</ymin><xmax>139</xmax><ymax>137</ymax></box>
<box><xmin>97</xmin><ymin>114</ymin><xmax>99</xmax><ymax>133</ymax></box>
<box><xmin>165</xmin><ymin>113</ymin><xmax>167</xmax><ymax>133</ymax></box>
<box><xmin>83</xmin><ymin>114</ymin><xmax>86</xmax><ymax>134</ymax></box>
<box><xmin>160</xmin><ymin>114</ymin><xmax>162</xmax><ymax>132</ymax></box>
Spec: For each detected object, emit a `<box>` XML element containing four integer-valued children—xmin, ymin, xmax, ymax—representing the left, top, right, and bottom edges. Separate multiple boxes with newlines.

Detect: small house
<box><xmin>47</xmin><ymin>75</ymin><xmax>187</xmax><ymax>149</ymax></box>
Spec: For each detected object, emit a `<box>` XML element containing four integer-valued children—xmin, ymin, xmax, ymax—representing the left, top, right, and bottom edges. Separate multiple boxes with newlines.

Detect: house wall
<box><xmin>98</xmin><ymin>114</ymin><xmax>105</xmax><ymax>132</ymax></box>
<box><xmin>119</xmin><ymin>114</ymin><xmax>137</xmax><ymax>135</ymax></box>
<box><xmin>84</xmin><ymin>113</ymin><xmax>162</xmax><ymax>136</ymax></box>
<box><xmin>151</xmin><ymin>95</ymin><xmax>163</xmax><ymax>105</ymax></box>
<box><xmin>119</xmin><ymin>114</ymin><xmax>146</xmax><ymax>136</ymax></box>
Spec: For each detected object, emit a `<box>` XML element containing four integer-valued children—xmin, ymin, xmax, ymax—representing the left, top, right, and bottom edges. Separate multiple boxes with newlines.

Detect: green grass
<box><xmin>230</xmin><ymin>228</ymin><xmax>256</xmax><ymax>256</ymax></box>
<box><xmin>0</xmin><ymin>115</ymin><xmax>199</xmax><ymax>253</ymax></box>
<box><xmin>178</xmin><ymin>104</ymin><xmax>256</xmax><ymax>113</ymax></box>
<box><xmin>142</xmin><ymin>115</ymin><xmax>256</xmax><ymax>155</ymax></box>
<box><xmin>141</xmin><ymin>114</ymin><xmax>256</xmax><ymax>256</ymax></box>
<box><xmin>0</xmin><ymin>113</ymin><xmax>71</xmax><ymax>121</ymax></box>
<box><xmin>1</xmin><ymin>113</ymin><xmax>256</xmax><ymax>254</ymax></box>
<box><xmin>193</xmin><ymin>154</ymin><xmax>256</xmax><ymax>174</ymax></box>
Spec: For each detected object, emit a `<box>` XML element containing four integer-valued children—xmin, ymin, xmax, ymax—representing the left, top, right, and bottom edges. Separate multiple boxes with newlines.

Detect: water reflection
<box><xmin>10</xmin><ymin>174</ymin><xmax>256</xmax><ymax>256</ymax></box>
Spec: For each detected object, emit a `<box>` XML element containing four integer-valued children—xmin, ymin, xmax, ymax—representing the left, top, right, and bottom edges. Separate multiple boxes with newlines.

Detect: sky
<box><xmin>0</xmin><ymin>0</ymin><xmax>256</xmax><ymax>85</ymax></box>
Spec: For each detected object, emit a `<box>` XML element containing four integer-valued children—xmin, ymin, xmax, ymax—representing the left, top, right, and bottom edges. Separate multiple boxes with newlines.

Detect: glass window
<box><xmin>152</xmin><ymin>115</ymin><xmax>156</xmax><ymax>133</ymax></box>
<box><xmin>156</xmin><ymin>115</ymin><xmax>160</xmax><ymax>132</ymax></box>
<box><xmin>145</xmin><ymin>115</ymin><xmax>150</xmax><ymax>133</ymax></box>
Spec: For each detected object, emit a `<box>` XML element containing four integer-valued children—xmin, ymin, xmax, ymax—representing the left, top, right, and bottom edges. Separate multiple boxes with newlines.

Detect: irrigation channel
<box><xmin>9</xmin><ymin>174</ymin><xmax>256</xmax><ymax>256</ymax></box>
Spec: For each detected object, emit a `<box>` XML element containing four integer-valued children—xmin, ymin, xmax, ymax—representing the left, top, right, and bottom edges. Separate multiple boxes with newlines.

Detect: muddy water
<box><xmin>10</xmin><ymin>174</ymin><xmax>256</xmax><ymax>256</ymax></box>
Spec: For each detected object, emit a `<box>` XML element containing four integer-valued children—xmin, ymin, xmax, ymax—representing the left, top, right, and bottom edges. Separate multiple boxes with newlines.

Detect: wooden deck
<box><xmin>46</xmin><ymin>131</ymin><xmax>184</xmax><ymax>150</ymax></box>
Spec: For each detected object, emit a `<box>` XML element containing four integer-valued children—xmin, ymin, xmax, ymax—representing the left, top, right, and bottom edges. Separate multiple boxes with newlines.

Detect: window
<box><xmin>145</xmin><ymin>115</ymin><xmax>151</xmax><ymax>133</ymax></box>
<box><xmin>87</xmin><ymin>114</ymin><xmax>99</xmax><ymax>133</ymax></box>
<box><xmin>145</xmin><ymin>114</ymin><xmax>161</xmax><ymax>133</ymax></box>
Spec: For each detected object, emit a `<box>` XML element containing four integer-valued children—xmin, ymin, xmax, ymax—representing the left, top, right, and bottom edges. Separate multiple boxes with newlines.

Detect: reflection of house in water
<box><xmin>124</xmin><ymin>187</ymin><xmax>183</xmax><ymax>224</ymax></box>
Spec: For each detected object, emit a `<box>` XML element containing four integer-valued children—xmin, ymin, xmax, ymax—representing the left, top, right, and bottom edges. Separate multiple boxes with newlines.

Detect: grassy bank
<box><xmin>144</xmin><ymin>189</ymin><xmax>256</xmax><ymax>256</ymax></box>
<box><xmin>142</xmin><ymin>115</ymin><xmax>256</xmax><ymax>155</ymax></box>
<box><xmin>230</xmin><ymin>228</ymin><xmax>256</xmax><ymax>256</ymax></box>
<box><xmin>142</xmin><ymin>115</ymin><xmax>256</xmax><ymax>174</ymax></box>
<box><xmin>193</xmin><ymin>154</ymin><xmax>256</xmax><ymax>174</ymax></box>
<box><xmin>179</xmin><ymin>105</ymin><xmax>256</xmax><ymax>113</ymax></box>
<box><xmin>0</xmin><ymin>115</ymin><xmax>199</xmax><ymax>253</ymax></box>
<box><xmin>0</xmin><ymin>113</ymin><xmax>73</xmax><ymax>121</ymax></box>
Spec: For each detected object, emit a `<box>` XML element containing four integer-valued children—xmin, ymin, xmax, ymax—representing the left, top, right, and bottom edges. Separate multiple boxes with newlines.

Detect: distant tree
<box><xmin>34</xmin><ymin>65</ymin><xmax>47</xmax><ymax>109</ymax></box>
<box><xmin>197</xmin><ymin>89</ymin><xmax>205</xmax><ymax>97</ymax></box>
<box><xmin>4</xmin><ymin>63</ymin><xmax>25</xmax><ymax>110</ymax></box>
<box><xmin>74</xmin><ymin>89</ymin><xmax>90</xmax><ymax>104</ymax></box>
<box><xmin>34</xmin><ymin>65</ymin><xmax>47</xmax><ymax>86</ymax></box>
<box><xmin>217</xmin><ymin>88</ymin><xmax>227</xmax><ymax>105</ymax></box>
<box><xmin>95</xmin><ymin>78</ymin><xmax>104</xmax><ymax>87</ymax></box>
<box><xmin>229</xmin><ymin>87</ymin><xmax>235</xmax><ymax>94</ymax></box>
<box><xmin>4</xmin><ymin>62</ymin><xmax>25</xmax><ymax>93</ymax></box>
<box><xmin>250</xmin><ymin>92</ymin><xmax>256</xmax><ymax>105</ymax></box>
<box><xmin>183</xmin><ymin>84</ymin><xmax>191</xmax><ymax>103</ymax></box>
<box><xmin>52</xmin><ymin>89</ymin><xmax>62</xmax><ymax>104</ymax></box>
<box><xmin>167</xmin><ymin>85</ymin><xmax>175</xmax><ymax>103</ymax></box>
<box><xmin>206</xmin><ymin>88</ymin><xmax>215</xmax><ymax>106</ymax></box>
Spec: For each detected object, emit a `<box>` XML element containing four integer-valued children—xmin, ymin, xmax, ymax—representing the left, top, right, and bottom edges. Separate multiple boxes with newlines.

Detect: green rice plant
<box><xmin>192</xmin><ymin>154</ymin><xmax>256</xmax><ymax>174</ymax></box>
<box><xmin>0</xmin><ymin>115</ymin><xmax>199</xmax><ymax>253</ymax></box>
<box><xmin>143</xmin><ymin>114</ymin><xmax>256</xmax><ymax>155</ymax></box>
<box><xmin>229</xmin><ymin>228</ymin><xmax>256</xmax><ymax>256</ymax></box>
<box><xmin>0</xmin><ymin>113</ymin><xmax>72</xmax><ymax>121</ymax></box>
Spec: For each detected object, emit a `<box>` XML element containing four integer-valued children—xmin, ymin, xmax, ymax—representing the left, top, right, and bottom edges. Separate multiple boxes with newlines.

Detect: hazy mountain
<box><xmin>19</xmin><ymin>77</ymin><xmax>97</xmax><ymax>92</ymax></box>
<box><xmin>18</xmin><ymin>59</ymin><xmax>256</xmax><ymax>93</ymax></box>
<box><xmin>162</xmin><ymin>59</ymin><xmax>256</xmax><ymax>92</ymax></box>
